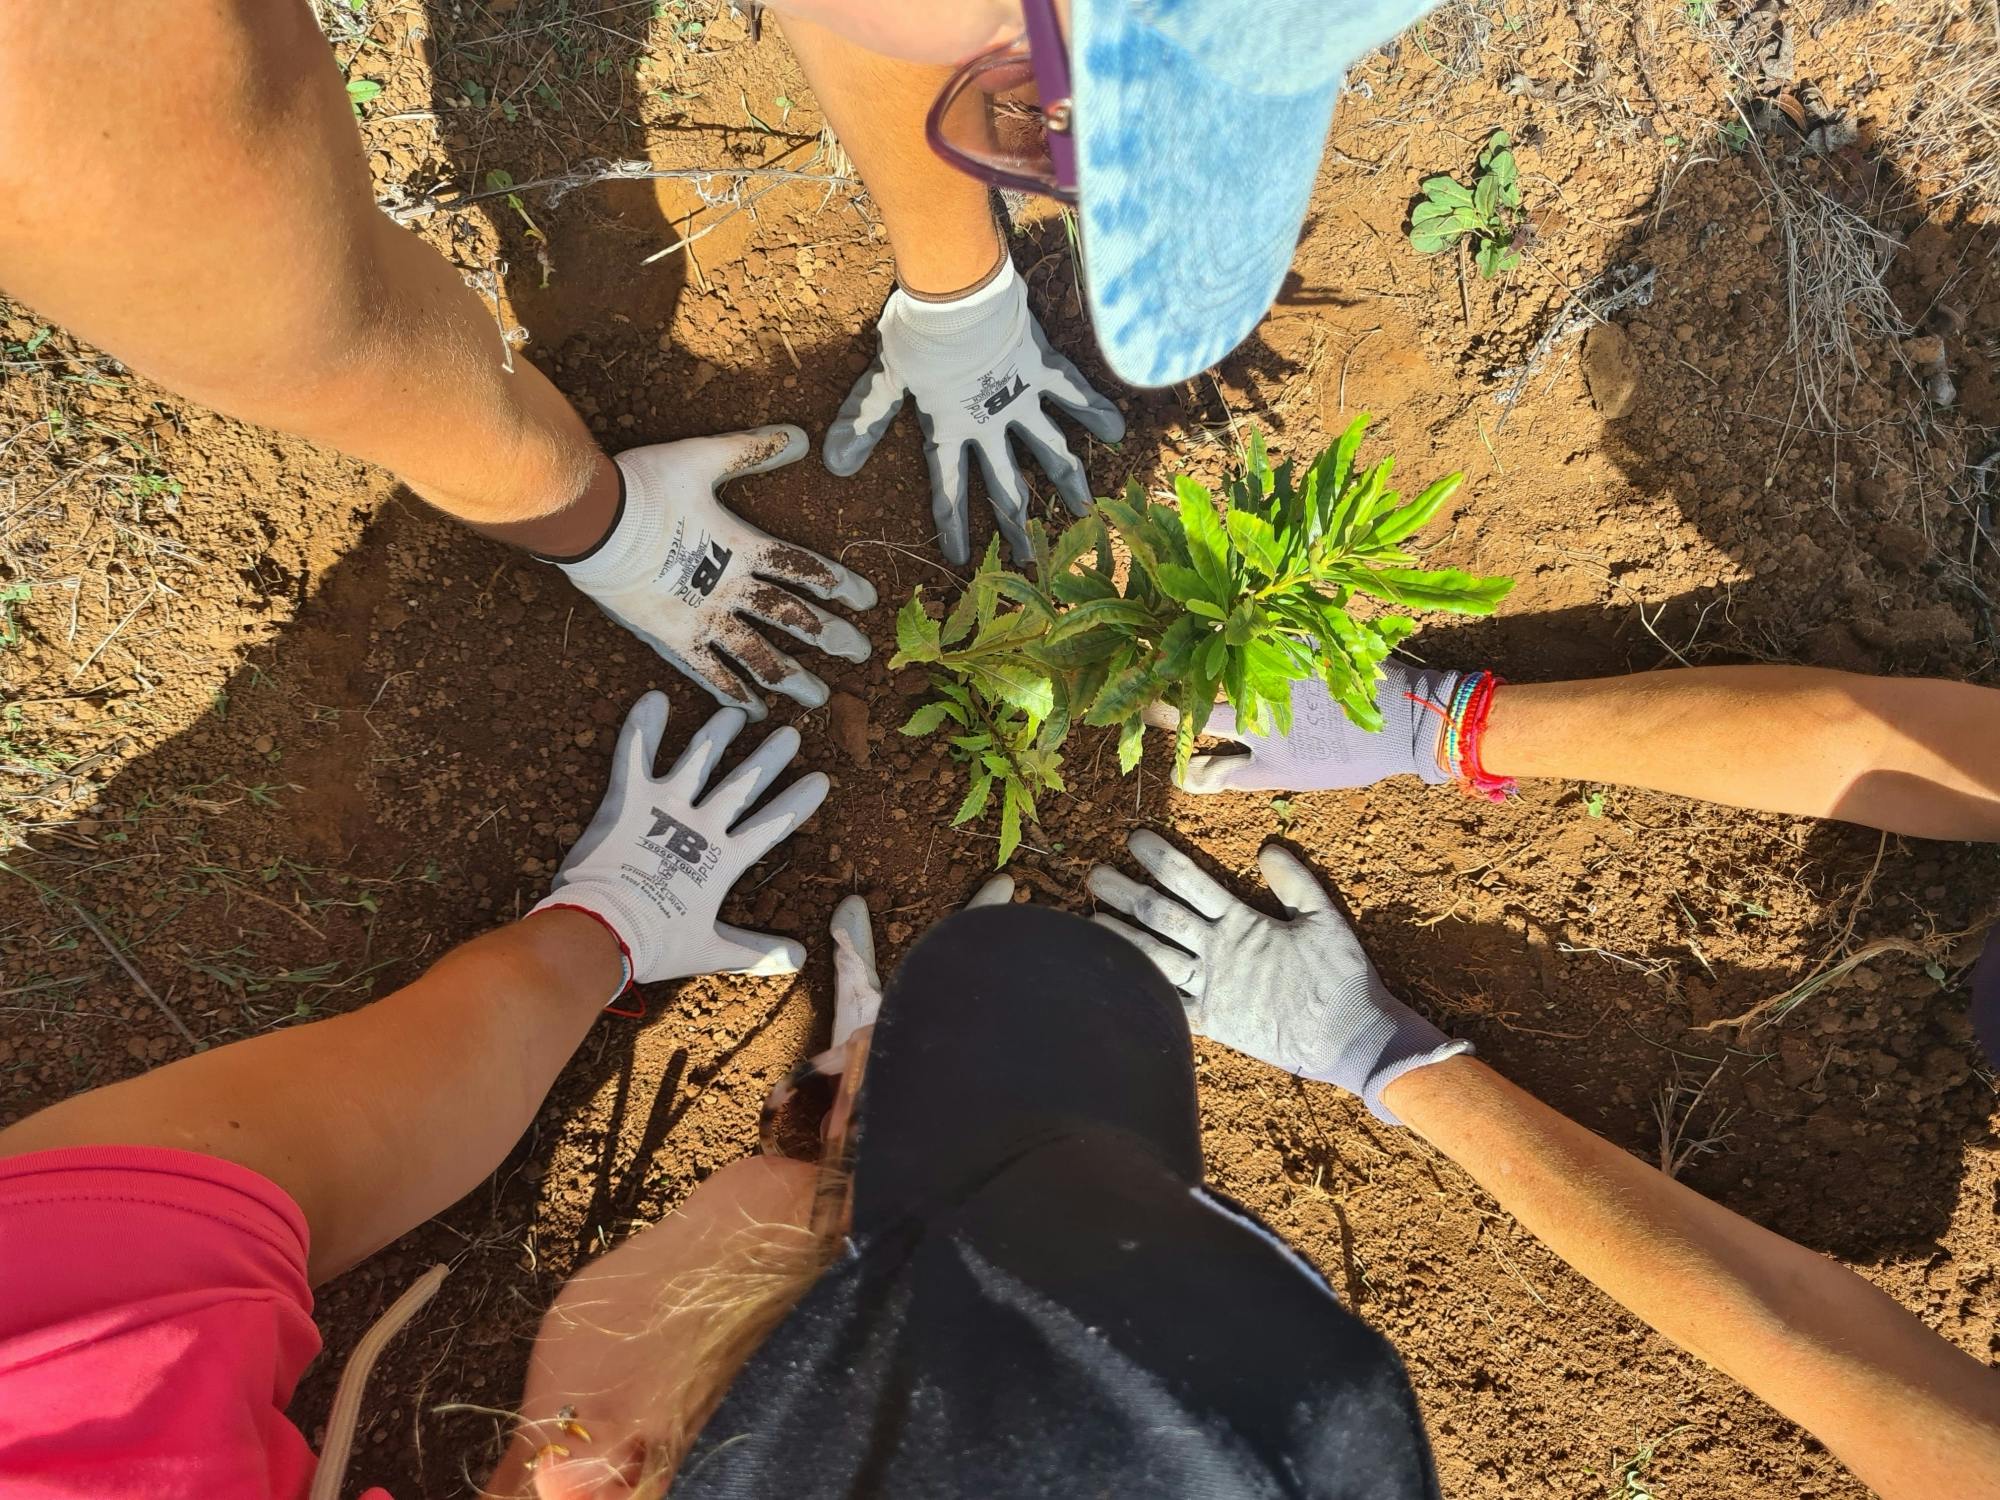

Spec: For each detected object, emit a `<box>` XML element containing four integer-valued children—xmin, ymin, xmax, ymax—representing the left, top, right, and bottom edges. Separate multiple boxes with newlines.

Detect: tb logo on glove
<box><xmin>534</xmin><ymin>692</ymin><xmax>829</xmax><ymax>989</ymax></box>
<box><xmin>824</xmin><ymin>255</ymin><xmax>1126</xmax><ymax>566</ymax></box>
<box><xmin>553</xmin><ymin>426</ymin><xmax>878</xmax><ymax>720</ymax></box>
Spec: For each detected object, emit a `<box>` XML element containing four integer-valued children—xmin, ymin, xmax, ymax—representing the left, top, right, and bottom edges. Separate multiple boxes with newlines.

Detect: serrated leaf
<box><xmin>1349</xmin><ymin>566</ymin><xmax>1516</xmax><ymax>614</ymax></box>
<box><xmin>1224</xmin><ymin>508</ymin><xmax>1285</xmax><ymax>577</ymax></box>
<box><xmin>953</xmin><ymin>772</ymin><xmax>994</xmax><ymax>826</ymax></box>
<box><xmin>1050</xmin><ymin>514</ymin><xmax>1106</xmax><ymax>576</ymax></box>
<box><xmin>1118</xmin><ymin>715</ymin><xmax>1145</xmax><ymax>773</ymax></box>
<box><xmin>1043</xmin><ymin>596</ymin><xmax>1151</xmax><ymax>643</ymax></box>
<box><xmin>1363</xmin><ymin>471</ymin><xmax>1463</xmax><ymax>550</ymax></box>
<box><xmin>901</xmin><ymin>701</ymin><xmax>953</xmax><ymax>736</ymax></box>
<box><xmin>1152</xmin><ymin>562</ymin><xmax>1216</xmax><ymax>604</ymax></box>
<box><xmin>997</xmin><ymin>780</ymin><xmax>1024</xmax><ymax>865</ymax></box>
<box><xmin>1175</xmin><ymin>476</ymin><xmax>1232</xmax><ymax>600</ymax></box>
<box><xmin>892</xmin><ymin>593</ymin><xmax>941</xmax><ymax>664</ymax></box>
<box><xmin>967</xmin><ymin>661</ymin><xmax>1056</xmax><ymax>717</ymax></box>
<box><xmin>1051</xmin><ymin>566</ymin><xmax>1119</xmax><ymax>605</ymax></box>
<box><xmin>1036</xmin><ymin>623</ymin><xmax>1130</xmax><ymax>668</ymax></box>
<box><xmin>1084</xmin><ymin>657</ymin><xmax>1163</xmax><ymax>726</ymax></box>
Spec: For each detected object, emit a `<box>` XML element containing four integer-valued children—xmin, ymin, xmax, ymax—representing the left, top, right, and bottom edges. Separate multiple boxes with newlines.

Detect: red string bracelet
<box><xmin>537</xmin><ymin>902</ymin><xmax>645</xmax><ymax>1019</ymax></box>
<box><xmin>1456</xmin><ymin>674</ymin><xmax>1517</xmax><ymax>803</ymax></box>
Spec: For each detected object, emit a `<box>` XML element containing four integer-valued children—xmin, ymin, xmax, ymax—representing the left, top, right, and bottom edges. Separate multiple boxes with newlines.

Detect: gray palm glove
<box><xmin>533</xmin><ymin>692</ymin><xmax>828</xmax><ymax>986</ymax></box>
<box><xmin>1146</xmin><ymin>660</ymin><xmax>1465</xmax><ymax>793</ymax></box>
<box><xmin>1087</xmin><ymin>830</ymin><xmax>1470</xmax><ymax>1123</ymax></box>
<box><xmin>822</xmin><ymin>254</ymin><xmax>1125</xmax><ymax>566</ymax></box>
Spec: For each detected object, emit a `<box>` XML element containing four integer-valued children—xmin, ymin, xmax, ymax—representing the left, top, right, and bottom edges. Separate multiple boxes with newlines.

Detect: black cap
<box><xmin>674</xmin><ymin>905</ymin><xmax>1438</xmax><ymax>1498</ymax></box>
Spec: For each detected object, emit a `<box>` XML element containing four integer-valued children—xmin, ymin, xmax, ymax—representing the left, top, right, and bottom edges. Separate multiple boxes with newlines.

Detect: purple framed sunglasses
<box><xmin>923</xmin><ymin>0</ymin><xmax>1079</xmax><ymax>203</ymax></box>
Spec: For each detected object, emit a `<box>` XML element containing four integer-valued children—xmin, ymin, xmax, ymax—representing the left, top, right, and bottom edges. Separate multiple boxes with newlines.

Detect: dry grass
<box><xmin>1892</xmin><ymin>0</ymin><xmax>2000</xmax><ymax>218</ymax></box>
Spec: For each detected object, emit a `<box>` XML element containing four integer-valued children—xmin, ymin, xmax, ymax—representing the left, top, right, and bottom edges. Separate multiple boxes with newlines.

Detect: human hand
<box><xmin>554</xmin><ymin>426</ymin><xmax>877</xmax><ymax>720</ymax></box>
<box><xmin>1144</xmin><ymin>659</ymin><xmax>1465</xmax><ymax>794</ymax></box>
<box><xmin>533</xmin><ymin>693</ymin><xmax>828</xmax><ymax>988</ymax></box>
<box><xmin>1087</xmin><ymin>830</ymin><xmax>1469</xmax><ymax>1122</ymax></box>
<box><xmin>823</xmin><ymin>255</ymin><xmax>1125</xmax><ymax>566</ymax></box>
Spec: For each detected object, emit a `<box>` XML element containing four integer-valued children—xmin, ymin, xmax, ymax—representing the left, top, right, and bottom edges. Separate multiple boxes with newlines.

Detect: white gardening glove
<box><xmin>554</xmin><ymin>426</ymin><xmax>877</xmax><ymax>721</ymax></box>
<box><xmin>1144</xmin><ymin>660</ymin><xmax>1465</xmax><ymax>793</ymax></box>
<box><xmin>1087</xmin><ymin>830</ymin><xmax>1470</xmax><ymax>1124</ymax></box>
<box><xmin>823</xmin><ymin>255</ymin><xmax>1126</xmax><ymax>566</ymax></box>
<box><xmin>826</xmin><ymin>875</ymin><xmax>1017</xmax><ymax>1049</ymax></box>
<box><xmin>532</xmin><ymin>692</ymin><xmax>828</xmax><ymax>988</ymax></box>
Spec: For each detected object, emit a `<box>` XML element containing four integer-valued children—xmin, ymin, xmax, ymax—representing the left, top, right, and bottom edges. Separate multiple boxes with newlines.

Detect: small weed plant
<box><xmin>1410</xmin><ymin>129</ymin><xmax>1525</xmax><ymax>278</ymax></box>
<box><xmin>892</xmin><ymin>420</ymin><xmax>1513</xmax><ymax>862</ymax></box>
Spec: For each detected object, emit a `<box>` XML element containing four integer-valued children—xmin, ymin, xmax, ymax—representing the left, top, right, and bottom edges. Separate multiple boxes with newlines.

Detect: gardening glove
<box><xmin>1144</xmin><ymin>659</ymin><xmax>1466</xmax><ymax>793</ymax></box>
<box><xmin>823</xmin><ymin>254</ymin><xmax>1125</xmax><ymax>567</ymax></box>
<box><xmin>554</xmin><ymin>426</ymin><xmax>878</xmax><ymax>721</ymax></box>
<box><xmin>532</xmin><ymin>692</ymin><xmax>829</xmax><ymax>990</ymax></box>
<box><xmin>1087</xmin><ymin>830</ymin><xmax>1470</xmax><ymax>1123</ymax></box>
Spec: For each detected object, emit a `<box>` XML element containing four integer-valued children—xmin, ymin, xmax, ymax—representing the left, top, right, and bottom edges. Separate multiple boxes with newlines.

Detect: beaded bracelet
<box><xmin>1455</xmin><ymin>672</ymin><xmax>1517</xmax><ymax>803</ymax></box>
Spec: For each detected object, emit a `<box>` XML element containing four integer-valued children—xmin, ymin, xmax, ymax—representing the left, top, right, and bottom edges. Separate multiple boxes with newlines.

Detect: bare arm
<box><xmin>781</xmin><ymin>15</ymin><xmax>1005</xmax><ymax>295</ymax></box>
<box><xmin>1382</xmin><ymin>1056</ymin><xmax>2000</xmax><ymax>1500</ymax></box>
<box><xmin>0</xmin><ymin>1</ymin><xmax>616</xmax><ymax>552</ymax></box>
<box><xmin>1483</xmin><ymin>666</ymin><xmax>2000</xmax><ymax>840</ymax></box>
<box><xmin>0</xmin><ymin>909</ymin><xmax>621</xmax><ymax>1282</ymax></box>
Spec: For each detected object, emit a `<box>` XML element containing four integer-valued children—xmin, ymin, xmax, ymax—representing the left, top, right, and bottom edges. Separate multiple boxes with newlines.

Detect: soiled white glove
<box><xmin>555</xmin><ymin>426</ymin><xmax>877</xmax><ymax>720</ymax></box>
<box><xmin>823</xmin><ymin>255</ymin><xmax>1125</xmax><ymax>566</ymax></box>
<box><xmin>533</xmin><ymin>692</ymin><xmax>828</xmax><ymax>985</ymax></box>
<box><xmin>1088</xmin><ymin>830</ymin><xmax>1470</xmax><ymax>1123</ymax></box>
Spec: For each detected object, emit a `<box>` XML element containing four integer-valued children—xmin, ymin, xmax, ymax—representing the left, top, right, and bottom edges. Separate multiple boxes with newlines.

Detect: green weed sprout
<box><xmin>891</xmin><ymin>420</ymin><xmax>1514</xmax><ymax>864</ymax></box>
<box><xmin>1410</xmin><ymin>129</ymin><xmax>1524</xmax><ymax>279</ymax></box>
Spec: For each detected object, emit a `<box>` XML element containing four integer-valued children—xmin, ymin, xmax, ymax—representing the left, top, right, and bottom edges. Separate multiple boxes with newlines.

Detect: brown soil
<box><xmin>2</xmin><ymin>3</ymin><xmax>1996</xmax><ymax>1497</ymax></box>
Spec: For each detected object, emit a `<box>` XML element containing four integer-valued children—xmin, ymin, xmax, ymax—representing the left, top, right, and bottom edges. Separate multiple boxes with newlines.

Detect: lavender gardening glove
<box><xmin>1088</xmin><ymin>830</ymin><xmax>1470</xmax><ymax>1123</ymax></box>
<box><xmin>823</xmin><ymin>254</ymin><xmax>1125</xmax><ymax>567</ymax></box>
<box><xmin>1146</xmin><ymin>659</ymin><xmax>1465</xmax><ymax>794</ymax></box>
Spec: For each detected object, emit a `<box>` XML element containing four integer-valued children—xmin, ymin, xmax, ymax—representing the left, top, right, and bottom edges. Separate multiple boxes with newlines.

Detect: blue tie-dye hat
<box><xmin>1072</xmin><ymin>0</ymin><xmax>1432</xmax><ymax>388</ymax></box>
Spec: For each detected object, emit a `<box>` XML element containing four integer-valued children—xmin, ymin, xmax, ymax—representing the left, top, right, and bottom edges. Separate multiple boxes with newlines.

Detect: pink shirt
<box><xmin>0</xmin><ymin>1146</ymin><xmax>392</xmax><ymax>1500</ymax></box>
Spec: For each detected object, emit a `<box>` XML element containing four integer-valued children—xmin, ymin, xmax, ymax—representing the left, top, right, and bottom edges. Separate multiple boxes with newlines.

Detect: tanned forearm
<box><xmin>0</xmin><ymin>910</ymin><xmax>621</xmax><ymax>1282</ymax></box>
<box><xmin>1481</xmin><ymin>667</ymin><xmax>2000</xmax><ymax>840</ymax></box>
<box><xmin>1381</xmin><ymin>1056</ymin><xmax>2000</xmax><ymax>1500</ymax></box>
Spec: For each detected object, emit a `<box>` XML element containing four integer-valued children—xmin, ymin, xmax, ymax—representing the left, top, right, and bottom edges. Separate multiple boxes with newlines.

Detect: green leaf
<box><xmin>1050</xmin><ymin>515</ymin><xmax>1105</xmax><ymax>577</ymax></box>
<box><xmin>967</xmin><ymin>661</ymin><xmax>1055</xmax><ymax>718</ymax></box>
<box><xmin>1476</xmin><ymin>241</ymin><xmax>1503</xmax><ymax>279</ymax></box>
<box><xmin>1410</xmin><ymin>228</ymin><xmax>1461</xmax><ymax>255</ymax></box>
<box><xmin>997</xmin><ymin>780</ymin><xmax>1025</xmax><ymax>865</ymax></box>
<box><xmin>1175</xmin><ymin>476</ymin><xmax>1232</xmax><ymax>600</ymax></box>
<box><xmin>1421</xmin><ymin>174</ymin><xmax>1474</xmax><ymax>207</ymax></box>
<box><xmin>1117</xmin><ymin>715</ymin><xmax>1145</xmax><ymax>774</ymax></box>
<box><xmin>1474</xmin><ymin>172</ymin><xmax>1498</xmax><ymax>221</ymax></box>
<box><xmin>900</xmin><ymin>701</ymin><xmax>953</xmax><ymax>736</ymax></box>
<box><xmin>346</xmin><ymin>78</ymin><xmax>384</xmax><ymax>106</ymax></box>
<box><xmin>1036</xmin><ymin>624</ymin><xmax>1129</xmax><ymax>668</ymax></box>
<box><xmin>953</xmin><ymin>772</ymin><xmax>994</xmax><ymax>826</ymax></box>
<box><xmin>1410</xmin><ymin>200</ymin><xmax>1460</xmax><ymax>226</ymax></box>
<box><xmin>1043</xmin><ymin>597</ymin><xmax>1152</xmax><ymax>643</ymax></box>
<box><xmin>1084</xmin><ymin>656</ymin><xmax>1163</xmax><ymax>727</ymax></box>
<box><xmin>1050</xmin><ymin>566</ymin><xmax>1118</xmax><ymax>605</ymax></box>
<box><xmin>892</xmin><ymin>592</ymin><xmax>941</xmax><ymax>664</ymax></box>
<box><xmin>1489</xmin><ymin>148</ymin><xmax>1518</xmax><ymax>194</ymax></box>
<box><xmin>1224</xmin><ymin>508</ymin><xmax>1285</xmax><ymax>578</ymax></box>
<box><xmin>1349</xmin><ymin>566</ymin><xmax>1516</xmax><ymax>614</ymax></box>
<box><xmin>1152</xmin><ymin>562</ymin><xmax>1216</xmax><ymax>605</ymax></box>
<box><xmin>1363</xmin><ymin>471</ymin><xmax>1463</xmax><ymax>550</ymax></box>
<box><xmin>1197</xmin><ymin>632</ymin><xmax>1227</xmax><ymax>679</ymax></box>
<box><xmin>1185</xmin><ymin>597</ymin><xmax>1225</xmax><ymax>620</ymax></box>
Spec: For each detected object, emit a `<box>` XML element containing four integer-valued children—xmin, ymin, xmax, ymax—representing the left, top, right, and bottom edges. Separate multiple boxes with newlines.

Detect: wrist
<box><xmin>892</xmin><ymin>217</ymin><xmax>1005</xmax><ymax>299</ymax></box>
<box><xmin>519</xmin><ymin>904</ymin><xmax>630</xmax><ymax>1007</ymax></box>
<box><xmin>1377</xmin><ymin>1052</ymin><xmax>1491</xmax><ymax>1136</ymax></box>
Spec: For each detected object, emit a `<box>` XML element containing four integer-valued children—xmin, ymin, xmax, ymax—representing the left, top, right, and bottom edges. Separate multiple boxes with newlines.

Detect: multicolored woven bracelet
<box><xmin>1453</xmin><ymin>671</ymin><xmax>1517</xmax><ymax>803</ymax></box>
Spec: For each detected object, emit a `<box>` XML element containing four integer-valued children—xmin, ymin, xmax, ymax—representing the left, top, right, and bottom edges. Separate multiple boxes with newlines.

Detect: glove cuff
<box><xmin>1363</xmin><ymin>1036</ymin><xmax>1475</xmax><ymax>1125</ymax></box>
<box><xmin>1402</xmin><ymin>666</ymin><xmax>1463</xmax><ymax>786</ymax></box>
<box><xmin>884</xmin><ymin>253</ymin><xmax>1025</xmax><ymax>352</ymax></box>
<box><xmin>549</xmin><ymin>448</ymin><xmax>678</xmax><ymax>595</ymax></box>
<box><xmin>530</xmin><ymin>882</ymin><xmax>656</xmax><ymax>992</ymax></box>
<box><xmin>1309</xmin><ymin>970</ymin><xmax>1474</xmax><ymax>1125</ymax></box>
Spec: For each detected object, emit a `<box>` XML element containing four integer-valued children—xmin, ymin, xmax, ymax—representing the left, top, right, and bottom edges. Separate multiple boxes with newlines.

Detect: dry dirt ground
<box><xmin>3</xmin><ymin>1</ymin><xmax>1998</xmax><ymax>1496</ymax></box>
